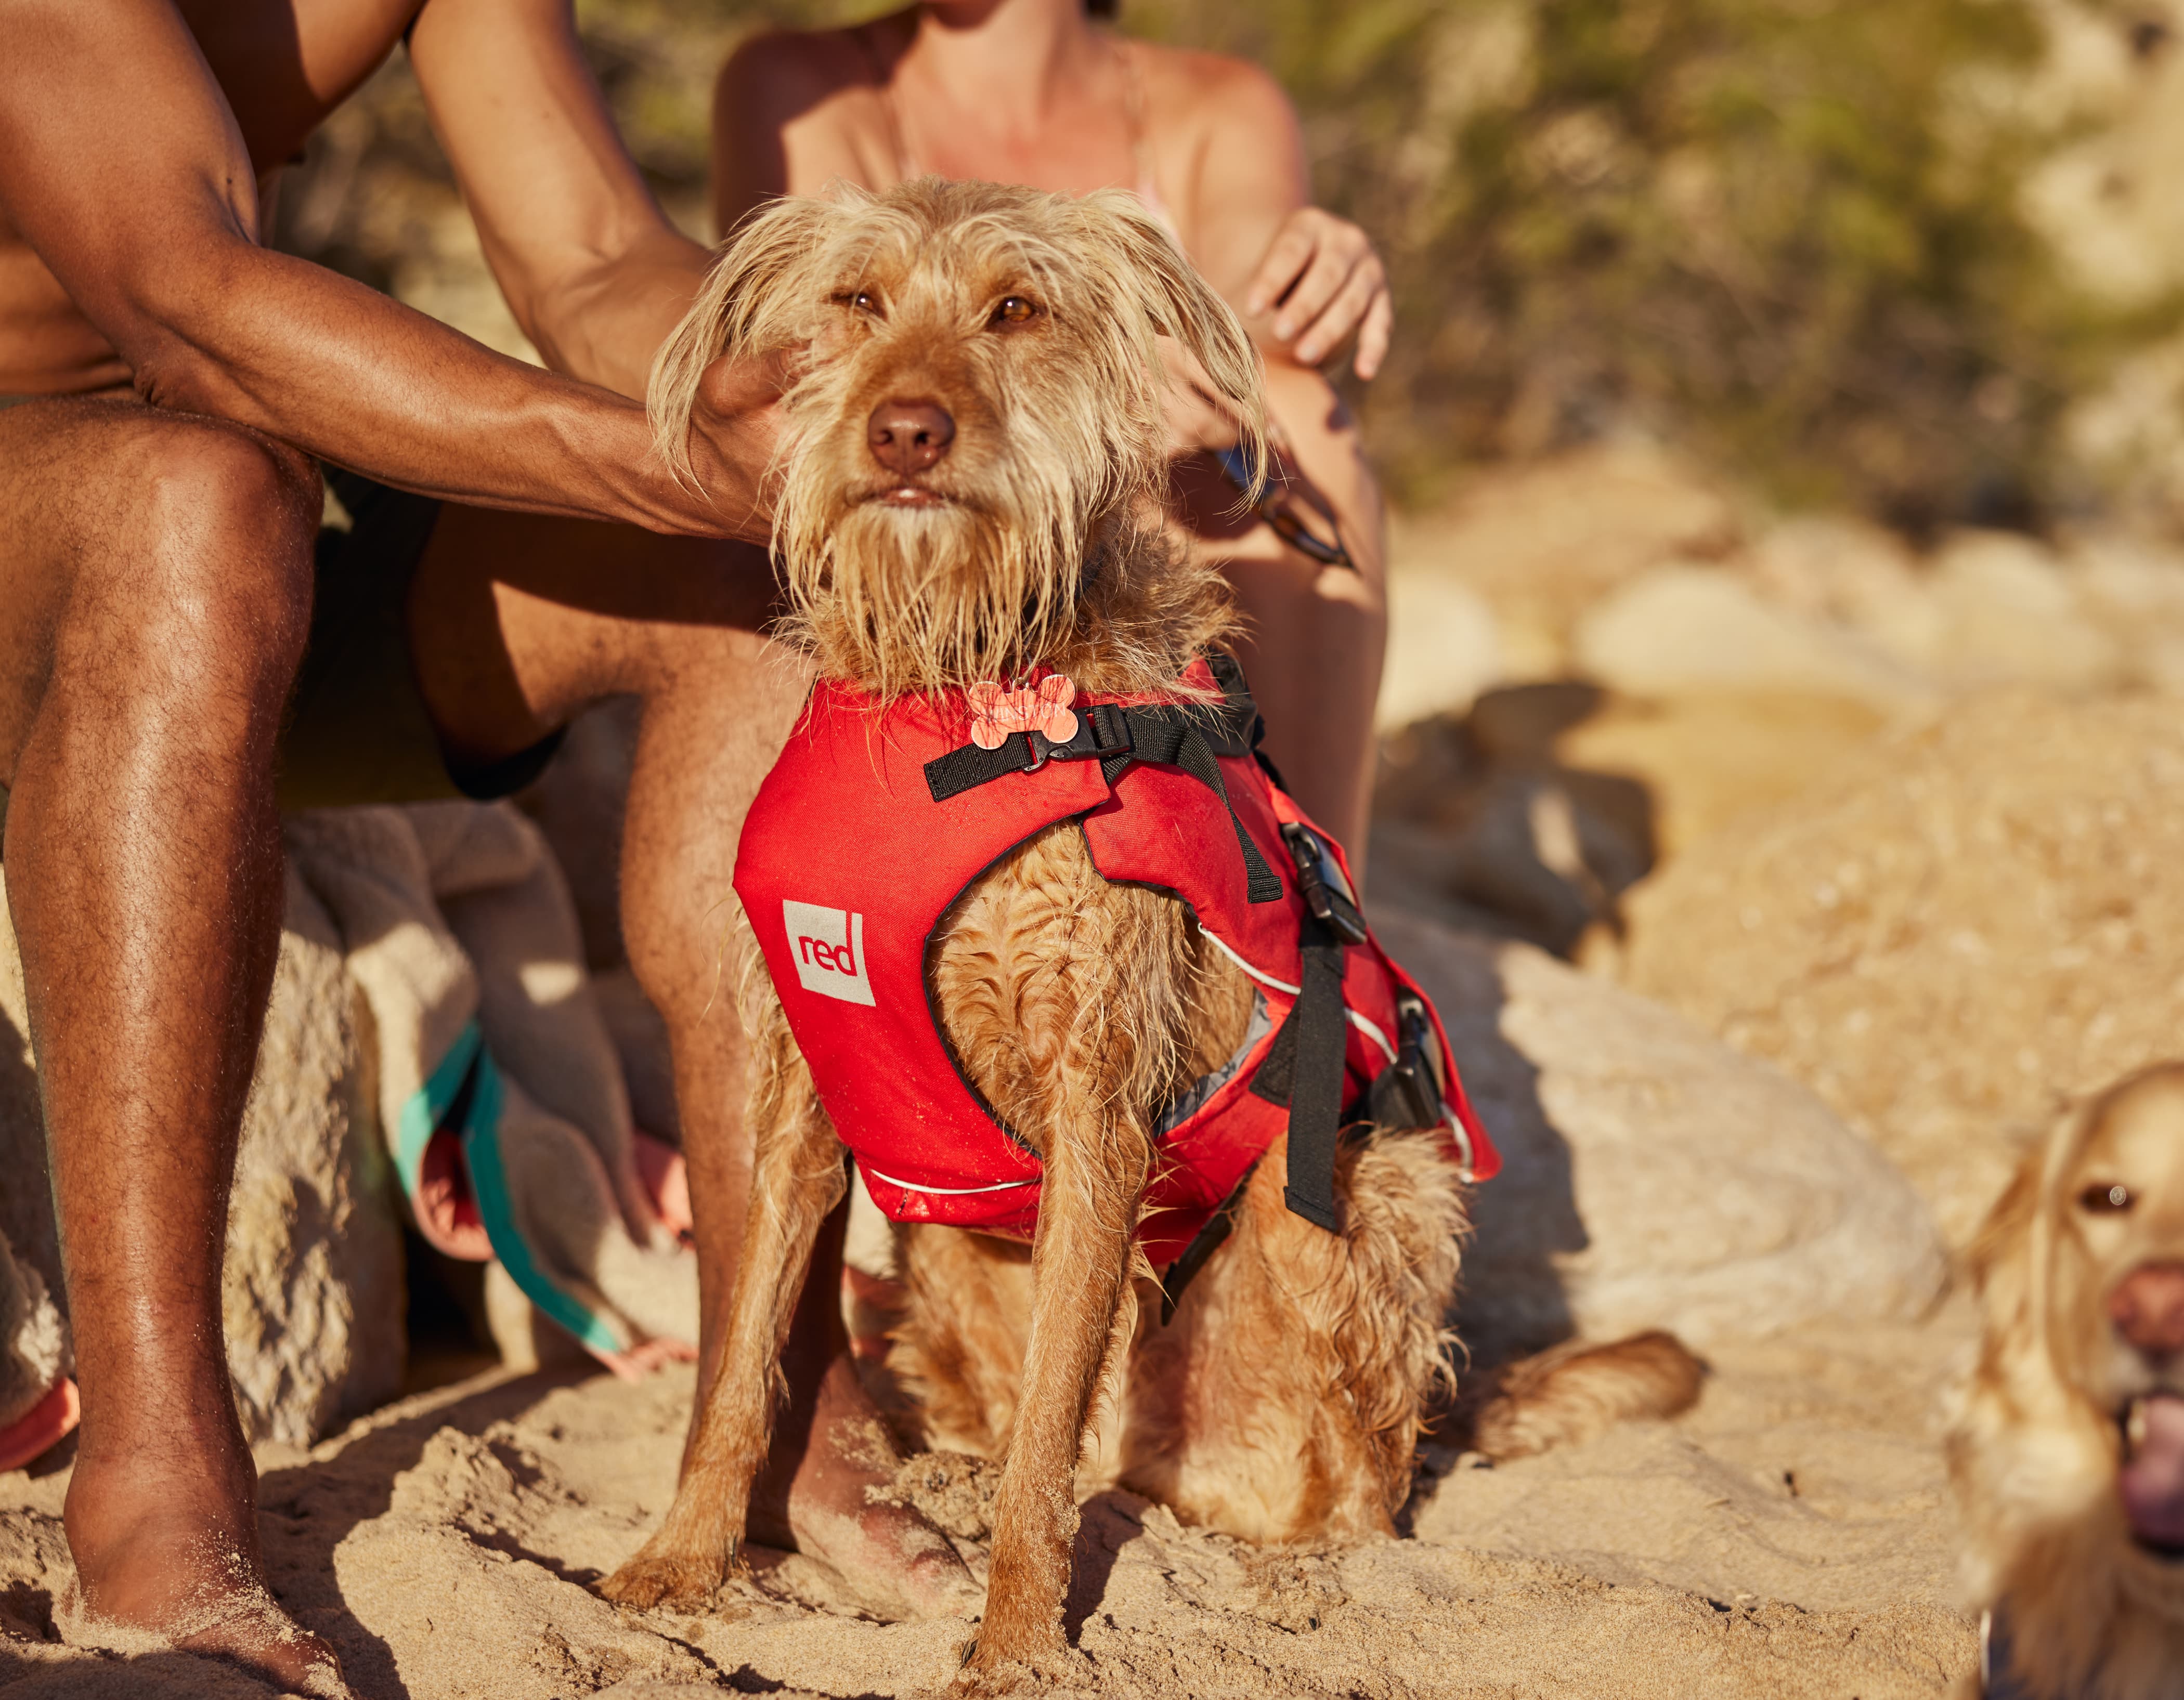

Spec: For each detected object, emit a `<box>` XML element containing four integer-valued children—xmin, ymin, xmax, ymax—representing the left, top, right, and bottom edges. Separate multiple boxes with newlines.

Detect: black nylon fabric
<box><xmin>1156</xmin><ymin>1154</ymin><xmax>1263</xmax><ymax>1324</ymax></box>
<box><xmin>1279</xmin><ymin>918</ymin><xmax>1349</xmax><ymax>1234</ymax></box>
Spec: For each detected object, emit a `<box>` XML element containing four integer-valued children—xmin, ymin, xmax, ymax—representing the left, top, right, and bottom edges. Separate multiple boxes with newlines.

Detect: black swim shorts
<box><xmin>276</xmin><ymin>468</ymin><xmax>563</xmax><ymax>808</ymax></box>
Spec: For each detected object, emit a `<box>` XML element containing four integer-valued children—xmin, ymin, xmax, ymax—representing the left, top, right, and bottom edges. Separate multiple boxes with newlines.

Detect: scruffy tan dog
<box><xmin>1949</xmin><ymin>1063</ymin><xmax>2184</xmax><ymax>1700</ymax></box>
<box><xmin>600</xmin><ymin>178</ymin><xmax>1696</xmax><ymax>1691</ymax></box>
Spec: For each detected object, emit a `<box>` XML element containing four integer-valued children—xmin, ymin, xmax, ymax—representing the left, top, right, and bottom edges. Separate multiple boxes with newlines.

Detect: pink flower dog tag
<box><xmin>968</xmin><ymin>674</ymin><xmax>1080</xmax><ymax>751</ymax></box>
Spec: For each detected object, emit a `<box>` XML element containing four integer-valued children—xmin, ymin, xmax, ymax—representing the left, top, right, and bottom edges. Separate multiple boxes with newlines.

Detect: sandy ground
<box><xmin>0</xmin><ymin>1302</ymin><xmax>1980</xmax><ymax>1700</ymax></box>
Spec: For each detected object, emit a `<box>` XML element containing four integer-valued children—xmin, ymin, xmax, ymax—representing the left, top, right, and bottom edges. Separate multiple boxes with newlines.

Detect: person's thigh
<box><xmin>0</xmin><ymin>396</ymin><xmax>318</xmax><ymax>789</ymax></box>
<box><xmin>403</xmin><ymin>501</ymin><xmax>786</xmax><ymax>769</ymax></box>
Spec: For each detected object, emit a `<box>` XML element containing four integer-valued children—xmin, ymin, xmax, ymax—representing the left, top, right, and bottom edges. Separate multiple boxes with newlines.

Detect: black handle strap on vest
<box><xmin>922</xmin><ymin>659</ymin><xmax>1283</xmax><ymax>905</ymax></box>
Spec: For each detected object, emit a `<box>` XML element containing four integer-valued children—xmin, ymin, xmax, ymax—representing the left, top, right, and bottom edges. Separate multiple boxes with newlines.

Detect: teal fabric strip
<box><xmin>458</xmin><ymin>1050</ymin><xmax>628</xmax><ymax>1357</ymax></box>
<box><xmin>393</xmin><ymin>1022</ymin><xmax>484</xmax><ymax>1205</ymax></box>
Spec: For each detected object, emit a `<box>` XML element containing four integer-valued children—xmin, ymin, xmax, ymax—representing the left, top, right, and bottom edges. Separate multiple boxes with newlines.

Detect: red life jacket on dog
<box><xmin>733</xmin><ymin>655</ymin><xmax>1497</xmax><ymax>1280</ymax></box>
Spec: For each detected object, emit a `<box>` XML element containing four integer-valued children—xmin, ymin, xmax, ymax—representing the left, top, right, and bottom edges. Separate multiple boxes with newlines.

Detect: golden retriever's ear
<box><xmin>647</xmin><ymin>192</ymin><xmax>846</xmax><ymax>488</ymax></box>
<box><xmin>1092</xmin><ymin>192</ymin><xmax>1270</xmax><ymax>500</ymax></box>
<box><xmin>1966</xmin><ymin>1152</ymin><xmax>2043</xmax><ymax>1296</ymax></box>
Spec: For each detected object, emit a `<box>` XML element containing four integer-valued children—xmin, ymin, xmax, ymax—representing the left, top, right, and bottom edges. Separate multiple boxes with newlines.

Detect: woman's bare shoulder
<box><xmin>1129</xmin><ymin>40</ymin><xmax>1299</xmax><ymax>143</ymax></box>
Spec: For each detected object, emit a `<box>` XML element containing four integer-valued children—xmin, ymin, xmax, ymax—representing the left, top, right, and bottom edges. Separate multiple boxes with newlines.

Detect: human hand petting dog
<box><xmin>667</xmin><ymin>349</ymin><xmax>795</xmax><ymax>535</ymax></box>
<box><xmin>1243</xmin><ymin>206</ymin><xmax>1393</xmax><ymax>378</ymax></box>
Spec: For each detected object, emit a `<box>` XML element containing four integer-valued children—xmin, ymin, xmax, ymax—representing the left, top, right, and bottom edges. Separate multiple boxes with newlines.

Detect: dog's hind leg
<box><xmin>1125</xmin><ymin>1128</ymin><xmax>1468</xmax><ymax>1543</ymax></box>
<box><xmin>599</xmin><ymin>1026</ymin><xmax>848</xmax><ymax>1611</ymax></box>
<box><xmin>891</xmin><ymin>1224</ymin><xmax>1034</xmax><ymax>1456</ymax></box>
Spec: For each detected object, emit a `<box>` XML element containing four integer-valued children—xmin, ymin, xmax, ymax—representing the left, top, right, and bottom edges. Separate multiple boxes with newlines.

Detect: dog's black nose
<box><xmin>868</xmin><ymin>400</ymin><xmax>955</xmax><ymax>475</ymax></box>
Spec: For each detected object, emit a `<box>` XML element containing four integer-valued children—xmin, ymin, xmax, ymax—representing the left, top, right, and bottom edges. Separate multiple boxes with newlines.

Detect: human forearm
<box><xmin>1267</xmin><ymin>361</ymin><xmax>1384</xmax><ymax>582</ymax></box>
<box><xmin>126</xmin><ymin>235</ymin><xmax>758</xmax><ymax>537</ymax></box>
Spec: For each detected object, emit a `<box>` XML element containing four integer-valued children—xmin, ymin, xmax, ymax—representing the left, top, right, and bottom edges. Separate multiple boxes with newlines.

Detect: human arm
<box><xmin>408</xmin><ymin>0</ymin><xmax>709</xmax><ymax>402</ymax></box>
<box><xmin>1178</xmin><ymin>58</ymin><xmax>1389</xmax><ymax>382</ymax></box>
<box><xmin>0</xmin><ymin>0</ymin><xmax>766</xmax><ymax>536</ymax></box>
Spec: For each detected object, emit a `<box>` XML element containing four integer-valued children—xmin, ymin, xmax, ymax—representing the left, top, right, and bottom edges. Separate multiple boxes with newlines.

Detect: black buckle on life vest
<box><xmin>1280</xmin><ymin>822</ymin><xmax>1367</xmax><ymax>946</ymax></box>
<box><xmin>1040</xmin><ymin>701</ymin><xmax>1134</xmax><ymax>765</ymax></box>
<box><xmin>1368</xmin><ymin>989</ymin><xmax>1447</xmax><ymax>1133</ymax></box>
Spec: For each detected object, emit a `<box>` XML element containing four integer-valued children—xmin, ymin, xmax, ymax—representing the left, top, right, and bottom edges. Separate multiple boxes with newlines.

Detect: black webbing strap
<box><xmin>1102</xmin><ymin>707</ymin><xmax>1282</xmax><ymax>904</ymax></box>
<box><xmin>1156</xmin><ymin>1154</ymin><xmax>1262</xmax><ymax>1325</ymax></box>
<box><xmin>921</xmin><ymin>671</ymin><xmax>1283</xmax><ymax>905</ymax></box>
<box><xmin>1276</xmin><ymin>916</ymin><xmax>1349</xmax><ymax>1233</ymax></box>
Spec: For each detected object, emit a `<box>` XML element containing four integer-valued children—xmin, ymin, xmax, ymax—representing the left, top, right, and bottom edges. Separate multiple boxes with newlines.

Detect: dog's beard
<box><xmin>778</xmin><ymin>468</ymin><xmax>1097</xmax><ymax>699</ymax></box>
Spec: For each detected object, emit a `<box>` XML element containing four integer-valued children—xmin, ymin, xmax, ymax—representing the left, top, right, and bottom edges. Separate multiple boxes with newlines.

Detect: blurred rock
<box><xmin>1572</xmin><ymin>564</ymin><xmax>1934</xmax><ymax>708</ymax></box>
<box><xmin>1617</xmin><ymin>690</ymin><xmax>2184</xmax><ymax>1245</ymax></box>
<box><xmin>1376</xmin><ymin>572</ymin><xmax>1504</xmax><ymax>727</ymax></box>
<box><xmin>2067</xmin><ymin>530</ymin><xmax>2184</xmax><ymax>691</ymax></box>
<box><xmin>0</xmin><ymin>861</ymin><xmax>404</xmax><ymax>1446</ymax></box>
<box><xmin>1914</xmin><ymin>530</ymin><xmax>2125</xmax><ymax>689</ymax></box>
<box><xmin>2018</xmin><ymin>0</ymin><xmax>2184</xmax><ymax>311</ymax></box>
<box><xmin>1376</xmin><ymin>912</ymin><xmax>1945</xmax><ymax>1366</ymax></box>
<box><xmin>223</xmin><ymin>866</ymin><xmax>407</xmax><ymax>1442</ymax></box>
<box><xmin>1387</xmin><ymin>442</ymin><xmax>1741</xmax><ymax>677</ymax></box>
<box><xmin>1557</xmin><ymin>692</ymin><xmax>1889</xmax><ymax>862</ymax></box>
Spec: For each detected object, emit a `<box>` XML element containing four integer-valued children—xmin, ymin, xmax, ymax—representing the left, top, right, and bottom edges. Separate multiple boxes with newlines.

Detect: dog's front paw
<box><xmin>597</xmin><ymin>1542</ymin><xmax>727</xmax><ymax>1613</ymax></box>
<box><xmin>948</xmin><ymin>1624</ymin><xmax>1085</xmax><ymax>1697</ymax></box>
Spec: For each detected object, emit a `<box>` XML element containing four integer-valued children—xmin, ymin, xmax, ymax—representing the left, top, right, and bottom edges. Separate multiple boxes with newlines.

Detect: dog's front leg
<box><xmin>600</xmin><ymin>1044</ymin><xmax>846</xmax><ymax>1612</ymax></box>
<box><xmin>959</xmin><ymin>1116</ymin><xmax>1147</xmax><ymax>1689</ymax></box>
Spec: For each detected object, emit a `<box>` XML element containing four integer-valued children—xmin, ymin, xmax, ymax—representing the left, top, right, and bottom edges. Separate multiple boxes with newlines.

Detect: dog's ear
<box><xmin>1091</xmin><ymin>193</ymin><xmax>1271</xmax><ymax>500</ymax></box>
<box><xmin>648</xmin><ymin>192</ymin><xmax>847</xmax><ymax>489</ymax></box>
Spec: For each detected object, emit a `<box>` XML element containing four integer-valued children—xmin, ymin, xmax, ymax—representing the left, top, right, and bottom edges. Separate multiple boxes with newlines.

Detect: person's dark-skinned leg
<box><xmin>406</xmin><ymin>503</ymin><xmax>974</xmax><ymax>1612</ymax></box>
<box><xmin>0</xmin><ymin>400</ymin><xmax>347</xmax><ymax>1695</ymax></box>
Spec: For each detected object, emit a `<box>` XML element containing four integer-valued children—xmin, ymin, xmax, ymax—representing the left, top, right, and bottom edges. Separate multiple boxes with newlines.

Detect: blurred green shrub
<box><xmin>1134</xmin><ymin>0</ymin><xmax>2181</xmax><ymax>527</ymax></box>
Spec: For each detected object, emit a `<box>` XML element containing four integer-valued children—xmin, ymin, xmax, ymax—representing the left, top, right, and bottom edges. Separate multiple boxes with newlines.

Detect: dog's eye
<box><xmin>991</xmin><ymin>296</ymin><xmax>1043</xmax><ymax>328</ymax></box>
<box><xmin>831</xmin><ymin>290</ymin><xmax>883</xmax><ymax>318</ymax></box>
<box><xmin>2080</xmin><ymin>1182</ymin><xmax>2135</xmax><ymax>1213</ymax></box>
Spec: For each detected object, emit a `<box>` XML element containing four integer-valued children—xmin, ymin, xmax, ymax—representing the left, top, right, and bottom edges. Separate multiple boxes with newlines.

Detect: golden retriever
<box><xmin>1949</xmin><ymin>1062</ymin><xmax>2184</xmax><ymax>1699</ymax></box>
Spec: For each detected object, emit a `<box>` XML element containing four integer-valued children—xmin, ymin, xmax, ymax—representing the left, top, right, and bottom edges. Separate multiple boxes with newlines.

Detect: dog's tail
<box><xmin>1470</xmin><ymin>1330</ymin><xmax>1705</xmax><ymax>1461</ymax></box>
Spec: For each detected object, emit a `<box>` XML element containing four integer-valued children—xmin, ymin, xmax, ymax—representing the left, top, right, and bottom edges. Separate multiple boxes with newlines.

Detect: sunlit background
<box><xmin>276</xmin><ymin>0</ymin><xmax>2184</xmax><ymax>529</ymax></box>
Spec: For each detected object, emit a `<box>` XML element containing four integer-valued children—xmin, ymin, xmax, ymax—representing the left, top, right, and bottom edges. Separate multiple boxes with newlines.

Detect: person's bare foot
<box><xmin>749</xmin><ymin>1345</ymin><xmax>981</xmax><ymax>1620</ymax></box>
<box><xmin>63</xmin><ymin>1458</ymin><xmax>351</xmax><ymax>1697</ymax></box>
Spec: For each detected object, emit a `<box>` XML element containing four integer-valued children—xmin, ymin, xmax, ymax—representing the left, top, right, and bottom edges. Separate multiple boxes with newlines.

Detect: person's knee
<box><xmin>116</xmin><ymin>422</ymin><xmax>320</xmax><ymax>693</ymax></box>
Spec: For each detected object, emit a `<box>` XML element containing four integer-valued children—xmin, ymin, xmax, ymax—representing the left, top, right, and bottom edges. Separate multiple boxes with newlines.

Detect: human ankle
<box><xmin>64</xmin><ymin>1457</ymin><xmax>262</xmax><ymax>1620</ymax></box>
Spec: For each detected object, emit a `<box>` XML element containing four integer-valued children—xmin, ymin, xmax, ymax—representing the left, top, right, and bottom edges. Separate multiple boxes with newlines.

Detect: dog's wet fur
<box><xmin>1949</xmin><ymin>1063</ymin><xmax>2184</xmax><ymax>1700</ymax></box>
<box><xmin>602</xmin><ymin>178</ymin><xmax>1700</xmax><ymax>1692</ymax></box>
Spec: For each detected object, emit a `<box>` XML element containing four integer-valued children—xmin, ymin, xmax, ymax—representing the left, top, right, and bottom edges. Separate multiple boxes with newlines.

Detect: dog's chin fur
<box><xmin>777</xmin><ymin>498</ymin><xmax>1238</xmax><ymax>702</ymax></box>
<box><xmin>1948</xmin><ymin>1065</ymin><xmax>2184</xmax><ymax>1700</ymax></box>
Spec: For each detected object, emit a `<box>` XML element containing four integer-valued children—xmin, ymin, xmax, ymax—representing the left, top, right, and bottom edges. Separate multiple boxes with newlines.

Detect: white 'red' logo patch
<box><xmin>783</xmin><ymin>900</ymin><xmax>875</xmax><ymax>1006</ymax></box>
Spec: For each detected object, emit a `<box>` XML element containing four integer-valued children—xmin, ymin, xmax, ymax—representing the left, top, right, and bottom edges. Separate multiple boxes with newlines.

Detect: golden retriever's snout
<box><xmin>867</xmin><ymin>398</ymin><xmax>955</xmax><ymax>477</ymax></box>
<box><xmin>2115</xmin><ymin>1264</ymin><xmax>2184</xmax><ymax>1553</ymax></box>
<box><xmin>2112</xmin><ymin>1262</ymin><xmax>2184</xmax><ymax>1359</ymax></box>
